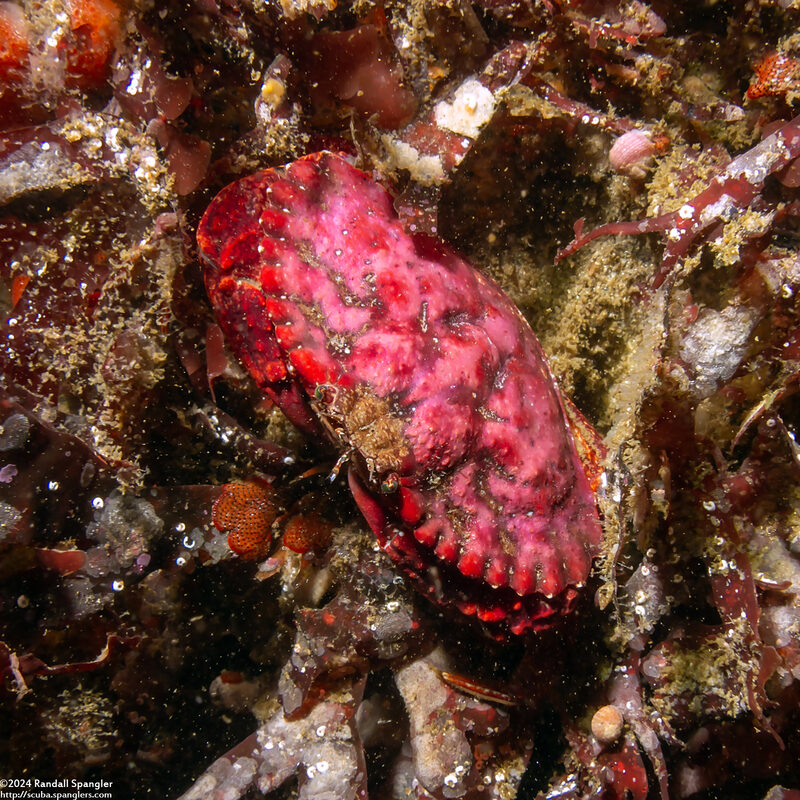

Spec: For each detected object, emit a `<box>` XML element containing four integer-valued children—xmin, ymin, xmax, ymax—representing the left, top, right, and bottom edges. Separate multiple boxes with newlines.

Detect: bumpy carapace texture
<box><xmin>197</xmin><ymin>152</ymin><xmax>603</xmax><ymax>636</ymax></box>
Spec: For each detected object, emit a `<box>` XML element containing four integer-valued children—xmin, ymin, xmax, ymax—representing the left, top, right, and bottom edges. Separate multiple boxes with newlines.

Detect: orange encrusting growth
<box><xmin>282</xmin><ymin>512</ymin><xmax>333</xmax><ymax>554</ymax></box>
<box><xmin>212</xmin><ymin>479</ymin><xmax>279</xmax><ymax>560</ymax></box>
<box><xmin>746</xmin><ymin>51</ymin><xmax>800</xmax><ymax>100</ymax></box>
<box><xmin>0</xmin><ymin>4</ymin><xmax>29</xmax><ymax>84</ymax></box>
<box><xmin>65</xmin><ymin>0</ymin><xmax>123</xmax><ymax>89</ymax></box>
<box><xmin>0</xmin><ymin>0</ymin><xmax>123</xmax><ymax>94</ymax></box>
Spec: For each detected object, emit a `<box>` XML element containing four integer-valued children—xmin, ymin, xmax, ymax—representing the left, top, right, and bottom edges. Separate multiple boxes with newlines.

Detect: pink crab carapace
<box><xmin>197</xmin><ymin>151</ymin><xmax>603</xmax><ymax>637</ymax></box>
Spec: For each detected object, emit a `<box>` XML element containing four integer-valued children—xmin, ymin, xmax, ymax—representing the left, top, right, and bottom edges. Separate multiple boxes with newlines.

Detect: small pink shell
<box><xmin>609</xmin><ymin>130</ymin><xmax>656</xmax><ymax>177</ymax></box>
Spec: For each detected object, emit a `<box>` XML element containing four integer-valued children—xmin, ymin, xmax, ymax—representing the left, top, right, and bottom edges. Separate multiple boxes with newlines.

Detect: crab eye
<box><xmin>380</xmin><ymin>473</ymin><xmax>399</xmax><ymax>494</ymax></box>
<box><xmin>314</xmin><ymin>384</ymin><xmax>328</xmax><ymax>401</ymax></box>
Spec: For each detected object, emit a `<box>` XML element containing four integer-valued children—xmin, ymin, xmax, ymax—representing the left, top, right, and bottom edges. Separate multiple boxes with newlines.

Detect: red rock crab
<box><xmin>196</xmin><ymin>151</ymin><xmax>603</xmax><ymax>637</ymax></box>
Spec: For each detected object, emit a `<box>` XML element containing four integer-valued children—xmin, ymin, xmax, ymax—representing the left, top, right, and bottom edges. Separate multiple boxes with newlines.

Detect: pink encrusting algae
<box><xmin>197</xmin><ymin>151</ymin><xmax>603</xmax><ymax>637</ymax></box>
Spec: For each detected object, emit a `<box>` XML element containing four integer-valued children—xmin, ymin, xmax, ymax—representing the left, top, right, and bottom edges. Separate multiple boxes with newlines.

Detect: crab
<box><xmin>196</xmin><ymin>151</ymin><xmax>603</xmax><ymax>637</ymax></box>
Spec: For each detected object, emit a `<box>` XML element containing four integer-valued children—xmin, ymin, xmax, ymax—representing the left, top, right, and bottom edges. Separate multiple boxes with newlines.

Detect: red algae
<box><xmin>557</xmin><ymin>114</ymin><xmax>800</xmax><ymax>288</ymax></box>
